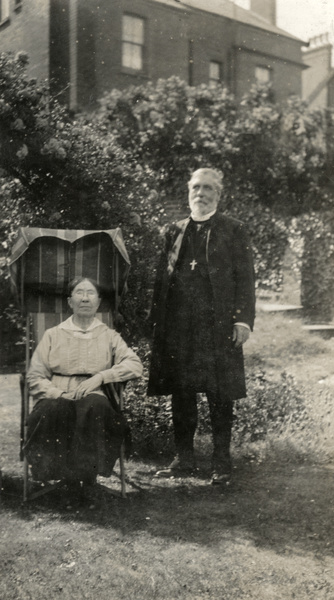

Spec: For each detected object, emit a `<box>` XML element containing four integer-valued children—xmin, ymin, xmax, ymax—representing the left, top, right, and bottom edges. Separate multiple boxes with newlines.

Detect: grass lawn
<box><xmin>1</xmin><ymin>309</ymin><xmax>334</xmax><ymax>600</ymax></box>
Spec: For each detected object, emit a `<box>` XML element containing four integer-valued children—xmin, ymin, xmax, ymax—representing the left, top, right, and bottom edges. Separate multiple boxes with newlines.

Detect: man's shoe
<box><xmin>210</xmin><ymin>469</ymin><xmax>231</xmax><ymax>485</ymax></box>
<box><xmin>154</xmin><ymin>454</ymin><xmax>197</xmax><ymax>478</ymax></box>
<box><xmin>211</xmin><ymin>453</ymin><xmax>232</xmax><ymax>485</ymax></box>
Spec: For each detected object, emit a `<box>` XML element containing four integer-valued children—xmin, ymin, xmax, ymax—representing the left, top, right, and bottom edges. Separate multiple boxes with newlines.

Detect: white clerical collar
<box><xmin>190</xmin><ymin>209</ymin><xmax>217</xmax><ymax>222</ymax></box>
<box><xmin>59</xmin><ymin>316</ymin><xmax>102</xmax><ymax>332</ymax></box>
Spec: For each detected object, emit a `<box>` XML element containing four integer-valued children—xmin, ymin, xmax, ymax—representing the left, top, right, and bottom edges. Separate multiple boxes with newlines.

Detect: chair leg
<box><xmin>26</xmin><ymin>480</ymin><xmax>66</xmax><ymax>501</ymax></box>
<box><xmin>119</xmin><ymin>442</ymin><xmax>126</xmax><ymax>498</ymax></box>
<box><xmin>23</xmin><ymin>455</ymin><xmax>29</xmax><ymax>502</ymax></box>
<box><xmin>19</xmin><ymin>374</ymin><xmax>25</xmax><ymax>462</ymax></box>
<box><xmin>23</xmin><ymin>316</ymin><xmax>31</xmax><ymax>500</ymax></box>
<box><xmin>110</xmin><ymin>382</ymin><xmax>127</xmax><ymax>498</ymax></box>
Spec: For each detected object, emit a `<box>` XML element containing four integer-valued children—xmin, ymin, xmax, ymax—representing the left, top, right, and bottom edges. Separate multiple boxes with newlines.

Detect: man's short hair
<box><xmin>188</xmin><ymin>168</ymin><xmax>224</xmax><ymax>195</ymax></box>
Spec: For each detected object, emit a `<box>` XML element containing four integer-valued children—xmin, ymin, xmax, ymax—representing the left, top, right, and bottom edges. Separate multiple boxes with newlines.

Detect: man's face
<box><xmin>188</xmin><ymin>172</ymin><xmax>220</xmax><ymax>217</ymax></box>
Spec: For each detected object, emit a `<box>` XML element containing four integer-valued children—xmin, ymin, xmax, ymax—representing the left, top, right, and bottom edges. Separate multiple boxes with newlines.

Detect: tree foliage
<box><xmin>1</xmin><ymin>53</ymin><xmax>333</xmax><ymax>354</ymax></box>
<box><xmin>0</xmin><ymin>52</ymin><xmax>163</xmax><ymax>342</ymax></box>
<box><xmin>298</xmin><ymin>211</ymin><xmax>334</xmax><ymax>322</ymax></box>
<box><xmin>0</xmin><ymin>52</ymin><xmax>152</xmax><ymax>230</ymax></box>
<box><xmin>96</xmin><ymin>77</ymin><xmax>330</xmax><ymax>291</ymax></box>
<box><xmin>98</xmin><ymin>77</ymin><xmax>329</xmax><ymax>215</ymax></box>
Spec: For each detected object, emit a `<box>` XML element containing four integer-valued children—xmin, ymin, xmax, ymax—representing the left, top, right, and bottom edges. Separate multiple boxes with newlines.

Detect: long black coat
<box><xmin>147</xmin><ymin>212</ymin><xmax>256</xmax><ymax>400</ymax></box>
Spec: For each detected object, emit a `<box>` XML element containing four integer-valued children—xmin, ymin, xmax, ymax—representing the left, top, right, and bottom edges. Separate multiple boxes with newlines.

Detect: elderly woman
<box><xmin>24</xmin><ymin>276</ymin><xmax>143</xmax><ymax>490</ymax></box>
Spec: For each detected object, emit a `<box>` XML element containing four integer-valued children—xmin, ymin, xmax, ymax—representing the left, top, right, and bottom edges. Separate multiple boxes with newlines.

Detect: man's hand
<box><xmin>74</xmin><ymin>373</ymin><xmax>104</xmax><ymax>400</ymax></box>
<box><xmin>233</xmin><ymin>324</ymin><xmax>250</xmax><ymax>348</ymax></box>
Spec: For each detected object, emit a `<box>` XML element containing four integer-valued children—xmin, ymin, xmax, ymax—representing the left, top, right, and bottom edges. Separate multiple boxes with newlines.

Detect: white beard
<box><xmin>190</xmin><ymin>208</ymin><xmax>217</xmax><ymax>222</ymax></box>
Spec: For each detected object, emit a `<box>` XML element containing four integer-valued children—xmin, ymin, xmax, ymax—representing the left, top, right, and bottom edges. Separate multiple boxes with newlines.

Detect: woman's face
<box><xmin>68</xmin><ymin>279</ymin><xmax>101</xmax><ymax>318</ymax></box>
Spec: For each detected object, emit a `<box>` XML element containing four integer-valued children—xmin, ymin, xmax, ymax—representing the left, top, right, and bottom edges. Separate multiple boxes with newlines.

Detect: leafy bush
<box><xmin>299</xmin><ymin>211</ymin><xmax>334</xmax><ymax>322</ymax></box>
<box><xmin>98</xmin><ymin>79</ymin><xmax>328</xmax><ymax>216</ymax></box>
<box><xmin>197</xmin><ymin>371</ymin><xmax>312</xmax><ymax>448</ymax></box>
<box><xmin>123</xmin><ymin>342</ymin><xmax>312</xmax><ymax>458</ymax></box>
<box><xmin>1</xmin><ymin>54</ymin><xmax>333</xmax><ymax>351</ymax></box>
<box><xmin>232</xmin><ymin>371</ymin><xmax>310</xmax><ymax>446</ymax></box>
<box><xmin>97</xmin><ymin>77</ymin><xmax>330</xmax><ymax>295</ymax></box>
<box><xmin>123</xmin><ymin>342</ymin><xmax>174</xmax><ymax>458</ymax></box>
<box><xmin>0</xmin><ymin>51</ymin><xmax>163</xmax><ymax>344</ymax></box>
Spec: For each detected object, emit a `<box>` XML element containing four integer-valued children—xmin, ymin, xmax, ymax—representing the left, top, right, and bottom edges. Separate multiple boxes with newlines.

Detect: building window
<box><xmin>255</xmin><ymin>66</ymin><xmax>271</xmax><ymax>84</ymax></box>
<box><xmin>209</xmin><ymin>61</ymin><xmax>223</xmax><ymax>86</ymax></box>
<box><xmin>188</xmin><ymin>40</ymin><xmax>194</xmax><ymax>86</ymax></box>
<box><xmin>0</xmin><ymin>0</ymin><xmax>10</xmax><ymax>22</ymax></box>
<box><xmin>122</xmin><ymin>15</ymin><xmax>145</xmax><ymax>71</ymax></box>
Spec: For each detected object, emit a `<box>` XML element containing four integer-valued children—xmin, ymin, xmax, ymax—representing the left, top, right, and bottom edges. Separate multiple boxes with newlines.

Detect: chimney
<box><xmin>250</xmin><ymin>0</ymin><xmax>276</xmax><ymax>26</ymax></box>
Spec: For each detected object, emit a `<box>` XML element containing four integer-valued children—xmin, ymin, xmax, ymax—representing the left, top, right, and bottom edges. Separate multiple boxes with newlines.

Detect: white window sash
<box><xmin>0</xmin><ymin>0</ymin><xmax>10</xmax><ymax>21</ymax></box>
<box><xmin>122</xmin><ymin>15</ymin><xmax>144</xmax><ymax>70</ymax></box>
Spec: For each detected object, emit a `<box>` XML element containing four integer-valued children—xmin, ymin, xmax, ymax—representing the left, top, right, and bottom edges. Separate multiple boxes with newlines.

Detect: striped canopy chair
<box><xmin>9</xmin><ymin>227</ymin><xmax>131</xmax><ymax>500</ymax></box>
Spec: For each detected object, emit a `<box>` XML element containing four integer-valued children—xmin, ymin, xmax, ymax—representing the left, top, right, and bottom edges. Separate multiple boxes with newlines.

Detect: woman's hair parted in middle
<box><xmin>67</xmin><ymin>276</ymin><xmax>101</xmax><ymax>297</ymax></box>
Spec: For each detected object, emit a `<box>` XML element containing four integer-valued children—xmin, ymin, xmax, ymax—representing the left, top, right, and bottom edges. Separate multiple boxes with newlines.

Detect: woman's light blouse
<box><xmin>27</xmin><ymin>317</ymin><xmax>143</xmax><ymax>404</ymax></box>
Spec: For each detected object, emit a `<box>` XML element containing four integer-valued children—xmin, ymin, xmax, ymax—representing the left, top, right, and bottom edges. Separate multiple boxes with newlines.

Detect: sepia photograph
<box><xmin>0</xmin><ymin>1</ymin><xmax>334</xmax><ymax>598</ymax></box>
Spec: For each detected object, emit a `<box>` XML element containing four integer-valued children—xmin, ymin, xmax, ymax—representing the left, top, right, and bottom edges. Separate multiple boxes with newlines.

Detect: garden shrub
<box><xmin>299</xmin><ymin>211</ymin><xmax>334</xmax><ymax>322</ymax></box>
<box><xmin>123</xmin><ymin>342</ymin><xmax>174</xmax><ymax>458</ymax></box>
<box><xmin>197</xmin><ymin>371</ymin><xmax>312</xmax><ymax>448</ymax></box>
<box><xmin>232</xmin><ymin>370</ymin><xmax>310</xmax><ymax>446</ymax></box>
<box><xmin>98</xmin><ymin>76</ymin><xmax>330</xmax><ymax>300</ymax></box>
<box><xmin>123</xmin><ymin>342</ymin><xmax>312</xmax><ymax>458</ymax></box>
<box><xmin>0</xmin><ymin>51</ymin><xmax>163</xmax><ymax>346</ymax></box>
<box><xmin>1</xmin><ymin>53</ymin><xmax>333</xmax><ymax>355</ymax></box>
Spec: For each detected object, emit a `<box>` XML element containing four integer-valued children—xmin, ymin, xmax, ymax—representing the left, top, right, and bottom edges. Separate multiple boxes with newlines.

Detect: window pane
<box><xmin>209</xmin><ymin>61</ymin><xmax>221</xmax><ymax>81</ymax></box>
<box><xmin>0</xmin><ymin>0</ymin><xmax>10</xmax><ymax>20</ymax></box>
<box><xmin>255</xmin><ymin>66</ymin><xmax>271</xmax><ymax>83</ymax></box>
<box><xmin>123</xmin><ymin>15</ymin><xmax>144</xmax><ymax>44</ymax></box>
<box><xmin>122</xmin><ymin>15</ymin><xmax>144</xmax><ymax>70</ymax></box>
<box><xmin>122</xmin><ymin>42</ymin><xmax>143</xmax><ymax>70</ymax></box>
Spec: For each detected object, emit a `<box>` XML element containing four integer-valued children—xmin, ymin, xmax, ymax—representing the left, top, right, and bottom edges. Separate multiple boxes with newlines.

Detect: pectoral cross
<box><xmin>190</xmin><ymin>259</ymin><xmax>197</xmax><ymax>270</ymax></box>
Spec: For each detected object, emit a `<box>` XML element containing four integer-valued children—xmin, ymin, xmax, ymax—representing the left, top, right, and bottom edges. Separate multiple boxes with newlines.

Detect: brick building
<box><xmin>302</xmin><ymin>33</ymin><xmax>334</xmax><ymax>111</ymax></box>
<box><xmin>0</xmin><ymin>0</ymin><xmax>307</xmax><ymax>111</ymax></box>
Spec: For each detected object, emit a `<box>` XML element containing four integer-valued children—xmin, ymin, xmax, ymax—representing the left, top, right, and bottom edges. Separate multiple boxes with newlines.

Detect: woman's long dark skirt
<box><xmin>24</xmin><ymin>394</ymin><xmax>126</xmax><ymax>482</ymax></box>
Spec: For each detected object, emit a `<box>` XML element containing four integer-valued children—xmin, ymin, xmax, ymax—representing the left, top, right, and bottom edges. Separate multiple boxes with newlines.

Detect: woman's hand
<box><xmin>60</xmin><ymin>392</ymin><xmax>76</xmax><ymax>400</ymax></box>
<box><xmin>74</xmin><ymin>373</ymin><xmax>104</xmax><ymax>400</ymax></box>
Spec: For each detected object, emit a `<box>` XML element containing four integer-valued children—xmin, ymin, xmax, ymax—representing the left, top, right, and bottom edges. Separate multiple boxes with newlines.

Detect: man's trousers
<box><xmin>171</xmin><ymin>390</ymin><xmax>233</xmax><ymax>462</ymax></box>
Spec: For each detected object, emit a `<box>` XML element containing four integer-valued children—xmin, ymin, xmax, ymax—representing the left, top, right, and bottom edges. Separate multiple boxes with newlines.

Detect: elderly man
<box><xmin>147</xmin><ymin>168</ymin><xmax>255</xmax><ymax>484</ymax></box>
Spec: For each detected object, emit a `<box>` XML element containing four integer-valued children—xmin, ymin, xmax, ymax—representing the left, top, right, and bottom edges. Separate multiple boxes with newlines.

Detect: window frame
<box><xmin>209</xmin><ymin>60</ymin><xmax>223</xmax><ymax>87</ymax></box>
<box><xmin>122</xmin><ymin>14</ymin><xmax>145</xmax><ymax>73</ymax></box>
<box><xmin>0</xmin><ymin>0</ymin><xmax>10</xmax><ymax>24</ymax></box>
<box><xmin>255</xmin><ymin>65</ymin><xmax>272</xmax><ymax>85</ymax></box>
